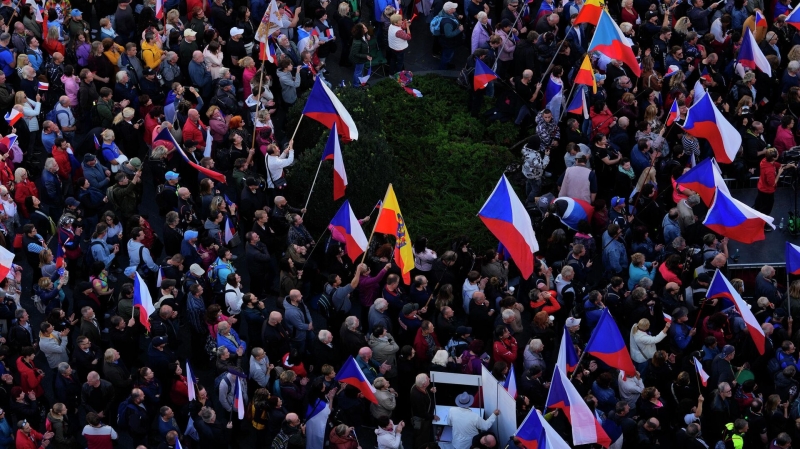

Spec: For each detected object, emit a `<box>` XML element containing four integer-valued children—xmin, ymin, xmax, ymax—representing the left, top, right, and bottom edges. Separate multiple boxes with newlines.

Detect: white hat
<box><xmin>443</xmin><ymin>1</ymin><xmax>458</xmax><ymax>10</ymax></box>
<box><xmin>230</xmin><ymin>27</ymin><xmax>244</xmax><ymax>37</ymax></box>
<box><xmin>565</xmin><ymin>317</ymin><xmax>582</xmax><ymax>327</ymax></box>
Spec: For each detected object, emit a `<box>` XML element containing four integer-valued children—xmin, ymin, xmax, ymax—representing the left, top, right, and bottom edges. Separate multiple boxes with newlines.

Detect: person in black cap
<box><xmin>213</xmin><ymin>78</ymin><xmax>238</xmax><ymax>116</ymax></box>
<box><xmin>445</xmin><ymin>326</ymin><xmax>473</xmax><ymax>357</ymax></box>
<box><xmin>139</xmin><ymin>68</ymin><xmax>164</xmax><ymax>104</ymax></box>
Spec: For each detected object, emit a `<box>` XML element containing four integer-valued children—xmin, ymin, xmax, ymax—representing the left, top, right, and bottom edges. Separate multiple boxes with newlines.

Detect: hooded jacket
<box><xmin>368</xmin><ymin>333</ymin><xmax>400</xmax><ymax>378</ymax></box>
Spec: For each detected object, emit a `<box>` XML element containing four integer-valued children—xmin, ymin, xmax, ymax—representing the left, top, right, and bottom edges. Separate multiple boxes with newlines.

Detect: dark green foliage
<box><xmin>285</xmin><ymin>74</ymin><xmax>518</xmax><ymax>252</ymax></box>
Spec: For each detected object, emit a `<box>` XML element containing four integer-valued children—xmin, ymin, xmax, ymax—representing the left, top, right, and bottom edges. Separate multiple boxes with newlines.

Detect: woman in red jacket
<box><xmin>590</xmin><ymin>100</ymin><xmax>615</xmax><ymax>137</ymax></box>
<box><xmin>16</xmin><ymin>349</ymin><xmax>44</xmax><ymax>398</ymax></box>
<box><xmin>492</xmin><ymin>325</ymin><xmax>518</xmax><ymax>366</ymax></box>
<box><xmin>15</xmin><ymin>420</ymin><xmax>52</xmax><ymax>449</ymax></box>
<box><xmin>13</xmin><ymin>168</ymin><xmax>38</xmax><ymax>219</ymax></box>
<box><xmin>754</xmin><ymin>148</ymin><xmax>788</xmax><ymax>217</ymax></box>
<box><xmin>168</xmin><ymin>362</ymin><xmax>189</xmax><ymax>408</ymax></box>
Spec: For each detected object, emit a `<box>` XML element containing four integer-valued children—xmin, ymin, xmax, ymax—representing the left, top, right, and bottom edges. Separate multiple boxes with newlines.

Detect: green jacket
<box><xmin>349</xmin><ymin>38</ymin><xmax>371</xmax><ymax>64</ymax></box>
<box><xmin>96</xmin><ymin>99</ymin><xmax>114</xmax><ymax>128</ymax></box>
<box><xmin>107</xmin><ymin>180</ymin><xmax>139</xmax><ymax>219</ymax></box>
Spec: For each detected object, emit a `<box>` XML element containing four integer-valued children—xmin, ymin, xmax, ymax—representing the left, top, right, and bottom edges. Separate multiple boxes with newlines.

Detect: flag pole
<box><xmin>303</xmin><ymin>226</ymin><xmax>328</xmax><ymax>261</ymax></box>
<box><xmin>250</xmin><ymin>68</ymin><xmax>267</xmax><ymax>151</ymax></box>
<box><xmin>302</xmin><ymin>160</ymin><xmax>323</xmax><ymax>217</ymax></box>
<box><xmin>539</xmin><ymin>39</ymin><xmax>568</xmax><ymax>85</ymax></box>
<box><xmin>694</xmin><ymin>367</ymin><xmax>701</xmax><ymax>395</ymax></box>
<box><xmin>290</xmin><ymin>115</ymin><xmax>304</xmax><ymax>142</ymax></box>
<box><xmin>568</xmin><ymin>351</ymin><xmax>588</xmax><ymax>380</ymax></box>
<box><xmin>558</xmin><ymin>82</ymin><xmax>578</xmax><ymax>122</ymax></box>
<box><xmin>360</xmin><ymin>185</ymin><xmax>390</xmax><ymax>265</ymax></box>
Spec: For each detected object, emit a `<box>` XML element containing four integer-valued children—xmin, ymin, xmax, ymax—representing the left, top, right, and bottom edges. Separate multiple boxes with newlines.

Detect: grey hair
<box><xmin>414</xmin><ymin>373</ymin><xmax>429</xmax><ymax>388</ymax></box>
<box><xmin>374</xmin><ymin>298</ymin><xmax>388</xmax><ymax>311</ymax></box>
<box><xmin>502</xmin><ymin>309</ymin><xmax>515</xmax><ymax>321</ymax></box>
<box><xmin>44</xmin><ymin>158</ymin><xmax>58</xmax><ymax>171</ymax></box>
<box><xmin>373</xmin><ymin>377</ymin><xmax>387</xmax><ymax>389</ymax></box>
<box><xmin>216</xmin><ymin>346</ymin><xmax>229</xmax><ymax>357</ymax></box>
<box><xmin>638</xmin><ymin>277</ymin><xmax>653</xmax><ymax>289</ymax></box>
<box><xmin>761</xmin><ymin>265</ymin><xmax>775</xmax><ymax>276</ymax></box>
<box><xmin>14</xmin><ymin>308</ymin><xmax>25</xmax><ymax>319</ymax></box>
<box><xmin>318</xmin><ymin>330</ymin><xmax>331</xmax><ymax>342</ymax></box>
<box><xmin>789</xmin><ymin>60</ymin><xmax>800</xmax><ymax>73</ymax></box>
<box><xmin>57</xmin><ymin>362</ymin><xmax>71</xmax><ymax>374</ymax></box>
<box><xmin>345</xmin><ymin>316</ymin><xmax>359</xmax><ymax>330</ymax></box>
<box><xmin>529</xmin><ymin>338</ymin><xmax>544</xmax><ymax>352</ymax></box>
<box><xmin>251</xmin><ymin>347</ymin><xmax>264</xmax><ymax>357</ymax></box>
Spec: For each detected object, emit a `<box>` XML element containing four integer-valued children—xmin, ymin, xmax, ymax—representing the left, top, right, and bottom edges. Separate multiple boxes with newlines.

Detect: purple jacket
<box><xmin>357</xmin><ymin>268</ymin><xmax>388</xmax><ymax>307</ymax></box>
<box><xmin>471</xmin><ymin>21</ymin><xmax>493</xmax><ymax>54</ymax></box>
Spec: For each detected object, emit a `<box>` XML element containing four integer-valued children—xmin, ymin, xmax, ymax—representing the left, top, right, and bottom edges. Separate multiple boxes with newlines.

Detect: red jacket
<box><xmin>492</xmin><ymin>336</ymin><xmax>518</xmax><ymax>366</ymax></box>
<box><xmin>14</xmin><ymin>180</ymin><xmax>38</xmax><ymax>218</ymax></box>
<box><xmin>183</xmin><ymin>118</ymin><xmax>206</xmax><ymax>149</ymax></box>
<box><xmin>590</xmin><ymin>108</ymin><xmax>614</xmax><ymax>137</ymax></box>
<box><xmin>52</xmin><ymin>147</ymin><xmax>72</xmax><ymax>181</ymax></box>
<box><xmin>0</xmin><ymin>161</ymin><xmax>13</xmax><ymax>191</ymax></box>
<box><xmin>413</xmin><ymin>329</ymin><xmax>441</xmax><ymax>363</ymax></box>
<box><xmin>757</xmin><ymin>158</ymin><xmax>782</xmax><ymax>195</ymax></box>
<box><xmin>15</xmin><ymin>428</ymin><xmax>44</xmax><ymax>449</ymax></box>
<box><xmin>16</xmin><ymin>357</ymin><xmax>44</xmax><ymax>397</ymax></box>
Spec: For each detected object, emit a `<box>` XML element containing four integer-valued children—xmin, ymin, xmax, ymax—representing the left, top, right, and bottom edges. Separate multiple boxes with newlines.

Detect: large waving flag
<box><xmin>255</xmin><ymin>0</ymin><xmax>282</xmax><ymax>57</ymax></box>
<box><xmin>587</xmin><ymin>10</ymin><xmax>641</xmax><ymax>76</ymax></box>
<box><xmin>334</xmin><ymin>356</ymin><xmax>378</xmax><ymax>403</ymax></box>
<box><xmin>0</xmin><ymin>246</ymin><xmax>14</xmax><ymax>280</ymax></box>
<box><xmin>544</xmin><ymin>75</ymin><xmax>564</xmax><ymax>118</ymax></box>
<box><xmin>786</xmin><ymin>6</ymin><xmax>800</xmax><ymax>30</ymax></box>
<box><xmin>575</xmin><ymin>0</ymin><xmax>603</xmax><ymax>25</ymax></box>
<box><xmin>224</xmin><ymin>216</ymin><xmax>236</xmax><ymax>244</ymax></box>
<box><xmin>666</xmin><ymin>99</ymin><xmax>679</xmax><ymax>126</ymax></box>
<box><xmin>574</xmin><ymin>54</ymin><xmax>597</xmax><ymax>93</ymax></box>
<box><xmin>566</xmin><ymin>87</ymin><xmax>589</xmax><ymax>119</ymax></box>
<box><xmin>503</xmin><ymin>364</ymin><xmax>517</xmax><ymax>399</ymax></box>
<box><xmin>675</xmin><ymin>157</ymin><xmax>730</xmax><ymax>206</ymax></box>
<box><xmin>585</xmin><ymin>309</ymin><xmax>636</xmax><ymax>377</ymax></box>
<box><xmin>474</xmin><ymin>58</ymin><xmax>498</xmax><ymax>91</ymax></box>
<box><xmin>739</xmin><ymin>27</ymin><xmax>771</xmax><ymax>76</ymax></box>
<box><xmin>546</xmin><ymin>366</ymin><xmax>611</xmax><ymax>447</ymax></box>
<box><xmin>787</xmin><ymin>242</ymin><xmax>800</xmax><ymax>275</ymax></box>
<box><xmin>133</xmin><ymin>272</ymin><xmax>155</xmax><ymax>331</ymax></box>
<box><xmin>552</xmin><ymin>197</ymin><xmax>594</xmax><ymax>230</ymax></box>
<box><xmin>320</xmin><ymin>124</ymin><xmax>347</xmax><ymax>200</ymax></box>
<box><xmin>306</xmin><ymin>399</ymin><xmax>331</xmax><ymax>449</ymax></box>
<box><xmin>682</xmin><ymin>90</ymin><xmax>741</xmax><ymax>164</ymax></box>
<box><xmin>154</xmin><ymin>128</ymin><xmax>226</xmax><ymax>184</ymax></box>
<box><xmin>703</xmin><ymin>187</ymin><xmax>775</xmax><ymax>243</ymax></box>
<box><xmin>516</xmin><ymin>408</ymin><xmax>572</xmax><ymax>449</ymax></box>
<box><xmin>478</xmin><ymin>175</ymin><xmax>539</xmax><ymax>280</ymax></box>
<box><xmin>302</xmin><ymin>77</ymin><xmax>359</xmax><ymax>141</ymax></box>
<box><xmin>556</xmin><ymin>326</ymin><xmax>580</xmax><ymax>374</ymax></box>
<box><xmin>708</xmin><ymin>270</ymin><xmax>766</xmax><ymax>354</ymax></box>
<box><xmin>233</xmin><ymin>376</ymin><xmax>245</xmax><ymax>419</ymax></box>
<box><xmin>693</xmin><ymin>357</ymin><xmax>709</xmax><ymax>387</ymax></box>
<box><xmin>186</xmin><ymin>361</ymin><xmax>197</xmax><ymax>401</ymax></box>
<box><xmin>328</xmin><ymin>200</ymin><xmax>368</xmax><ymax>261</ymax></box>
<box><xmin>374</xmin><ymin>184</ymin><xmax>415</xmax><ymax>283</ymax></box>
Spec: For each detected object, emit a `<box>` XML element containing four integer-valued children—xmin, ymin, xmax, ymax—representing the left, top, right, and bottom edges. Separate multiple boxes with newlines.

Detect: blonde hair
<box><xmin>675</xmin><ymin>17</ymin><xmax>692</xmax><ymax>34</ymax></box>
<box><xmin>631</xmin><ymin>253</ymin><xmax>645</xmax><ymax>266</ymax></box>
<box><xmin>206</xmin><ymin>105</ymin><xmax>220</xmax><ymax>118</ymax></box>
<box><xmin>237</xmin><ymin>56</ymin><xmax>254</xmax><ymax>68</ymax></box>
<box><xmin>167</xmin><ymin>9</ymin><xmax>180</xmax><ymax>22</ymax></box>
<box><xmin>337</xmin><ymin>1</ymin><xmax>350</xmax><ymax>16</ymax></box>
<box><xmin>101</xmin><ymin>129</ymin><xmax>115</xmax><ymax>142</ymax></box>
<box><xmin>390</xmin><ymin>13</ymin><xmax>403</xmax><ymax>25</ymax></box>
<box><xmin>636</xmin><ymin>166</ymin><xmax>657</xmax><ymax>192</ymax></box>
<box><xmin>16</xmin><ymin>54</ymin><xmax>28</xmax><ymax>68</ymax></box>
<box><xmin>635</xmin><ymin>318</ymin><xmax>650</xmax><ymax>332</ymax></box>
<box><xmin>14</xmin><ymin>91</ymin><xmax>27</xmax><ymax>105</ymax></box>
<box><xmin>644</xmin><ymin>104</ymin><xmax>658</xmax><ymax>123</ymax></box>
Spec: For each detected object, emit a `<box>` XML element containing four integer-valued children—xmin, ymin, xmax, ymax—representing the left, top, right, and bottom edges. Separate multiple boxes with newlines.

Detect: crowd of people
<box><xmin>0</xmin><ymin>0</ymin><xmax>797</xmax><ymax>447</ymax></box>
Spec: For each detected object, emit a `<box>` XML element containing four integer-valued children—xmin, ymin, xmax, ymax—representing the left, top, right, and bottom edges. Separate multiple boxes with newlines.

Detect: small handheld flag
<box><xmin>328</xmin><ymin>200</ymin><xmax>368</xmax><ymax>261</ymax></box>
<box><xmin>666</xmin><ymin>99</ymin><xmax>679</xmax><ymax>126</ymax></box>
<box><xmin>133</xmin><ymin>272</ymin><xmax>155</xmax><ymax>331</ymax></box>
<box><xmin>4</xmin><ymin>110</ymin><xmax>21</xmax><ymax>126</ymax></box>
<box><xmin>693</xmin><ymin>357</ymin><xmax>709</xmax><ymax>386</ymax></box>
<box><xmin>224</xmin><ymin>216</ymin><xmax>237</xmax><ymax>244</ymax></box>
<box><xmin>755</xmin><ymin>10</ymin><xmax>767</xmax><ymax>27</ymax></box>
<box><xmin>37</xmin><ymin>82</ymin><xmax>49</xmax><ymax>91</ymax></box>
<box><xmin>566</xmin><ymin>86</ymin><xmax>589</xmax><ymax>119</ymax></box>
<box><xmin>502</xmin><ymin>364</ymin><xmax>517</xmax><ymax>398</ymax></box>
<box><xmin>474</xmin><ymin>58</ymin><xmax>498</xmax><ymax>91</ymax></box>
<box><xmin>186</xmin><ymin>361</ymin><xmax>197</xmax><ymax>401</ymax></box>
<box><xmin>787</xmin><ymin>242</ymin><xmax>800</xmax><ymax>275</ymax></box>
<box><xmin>334</xmin><ymin>356</ymin><xmax>378</xmax><ymax>403</ymax></box>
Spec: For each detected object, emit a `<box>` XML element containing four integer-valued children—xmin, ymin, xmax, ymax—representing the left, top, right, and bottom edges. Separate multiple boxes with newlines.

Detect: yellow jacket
<box><xmin>140</xmin><ymin>40</ymin><xmax>164</xmax><ymax>70</ymax></box>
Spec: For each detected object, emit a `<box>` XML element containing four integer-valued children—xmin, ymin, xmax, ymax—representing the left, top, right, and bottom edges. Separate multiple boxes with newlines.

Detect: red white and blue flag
<box><xmin>755</xmin><ymin>10</ymin><xmax>767</xmax><ymax>27</ymax></box>
<box><xmin>155</xmin><ymin>128</ymin><xmax>226</xmax><ymax>184</ymax></box>
<box><xmin>233</xmin><ymin>376</ymin><xmax>245</xmax><ymax>419</ymax></box>
<box><xmin>552</xmin><ymin>197</ymin><xmax>593</xmax><ymax>231</ymax></box>
<box><xmin>502</xmin><ymin>364</ymin><xmax>517</xmax><ymax>399</ymax></box>
<box><xmin>703</xmin><ymin>187</ymin><xmax>774</xmax><ymax>243</ymax></box>
<box><xmin>4</xmin><ymin>110</ymin><xmax>21</xmax><ymax>126</ymax></box>
<box><xmin>739</xmin><ymin>27</ymin><xmax>771</xmax><ymax>75</ymax></box>
<box><xmin>566</xmin><ymin>86</ymin><xmax>589</xmax><ymax>118</ymax></box>
<box><xmin>585</xmin><ymin>309</ymin><xmax>636</xmax><ymax>377</ymax></box>
<box><xmin>155</xmin><ymin>0</ymin><xmax>163</xmax><ymax>19</ymax></box>
<box><xmin>707</xmin><ymin>270</ymin><xmax>766</xmax><ymax>354</ymax></box>
<box><xmin>666</xmin><ymin>99</ymin><xmax>679</xmax><ymax>126</ymax></box>
<box><xmin>546</xmin><ymin>365</ymin><xmax>611</xmax><ymax>447</ymax></box>
<box><xmin>676</xmin><ymin>157</ymin><xmax>730</xmax><ymax>206</ymax></box>
<box><xmin>328</xmin><ymin>200</ymin><xmax>368</xmax><ymax>261</ymax></box>
<box><xmin>556</xmin><ymin>325</ymin><xmax>580</xmax><ymax>374</ymax></box>
<box><xmin>302</xmin><ymin>77</ymin><xmax>359</xmax><ymax>141</ymax></box>
<box><xmin>787</xmin><ymin>242</ymin><xmax>800</xmax><ymax>275</ymax></box>
<box><xmin>544</xmin><ymin>75</ymin><xmax>564</xmax><ymax>118</ymax></box>
<box><xmin>682</xmin><ymin>90</ymin><xmax>742</xmax><ymax>164</ymax></box>
<box><xmin>133</xmin><ymin>272</ymin><xmax>155</xmax><ymax>331</ymax></box>
<box><xmin>586</xmin><ymin>10</ymin><xmax>641</xmax><ymax>76</ymax></box>
<box><xmin>0</xmin><ymin>246</ymin><xmax>14</xmax><ymax>280</ymax></box>
<box><xmin>478</xmin><ymin>175</ymin><xmax>540</xmax><ymax>280</ymax></box>
<box><xmin>693</xmin><ymin>357</ymin><xmax>709</xmax><ymax>386</ymax></box>
<box><xmin>320</xmin><ymin>123</ymin><xmax>347</xmax><ymax>200</ymax></box>
<box><xmin>516</xmin><ymin>408</ymin><xmax>572</xmax><ymax>449</ymax></box>
<box><xmin>37</xmin><ymin>82</ymin><xmax>48</xmax><ymax>91</ymax></box>
<box><xmin>224</xmin><ymin>216</ymin><xmax>236</xmax><ymax>244</ymax></box>
<box><xmin>785</xmin><ymin>5</ymin><xmax>800</xmax><ymax>30</ymax></box>
<box><xmin>335</xmin><ymin>356</ymin><xmax>378</xmax><ymax>403</ymax></box>
<box><xmin>93</xmin><ymin>135</ymin><xmax>100</xmax><ymax>150</ymax></box>
<box><xmin>474</xmin><ymin>58</ymin><xmax>498</xmax><ymax>91</ymax></box>
<box><xmin>663</xmin><ymin>312</ymin><xmax>672</xmax><ymax>323</ymax></box>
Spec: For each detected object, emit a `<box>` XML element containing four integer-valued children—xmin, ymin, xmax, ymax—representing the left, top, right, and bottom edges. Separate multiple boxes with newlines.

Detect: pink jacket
<box><xmin>774</xmin><ymin>126</ymin><xmax>796</xmax><ymax>156</ymax></box>
<box><xmin>61</xmin><ymin>74</ymin><xmax>80</xmax><ymax>107</ymax></box>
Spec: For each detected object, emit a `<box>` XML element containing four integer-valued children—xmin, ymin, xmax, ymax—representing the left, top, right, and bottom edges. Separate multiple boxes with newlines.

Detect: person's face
<box><xmin>542</xmin><ymin>112</ymin><xmax>552</xmax><ymax>122</ymax></box>
<box><xmin>79</xmin><ymin>340</ymin><xmax>90</xmax><ymax>350</ymax></box>
<box><xmin>85</xmin><ymin>72</ymin><xmax>94</xmax><ymax>83</ymax></box>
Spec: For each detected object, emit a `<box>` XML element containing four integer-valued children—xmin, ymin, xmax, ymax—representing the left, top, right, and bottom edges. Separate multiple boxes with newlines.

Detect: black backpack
<box><xmin>83</xmin><ymin>241</ymin><xmax>105</xmax><ymax>269</ymax></box>
<box><xmin>116</xmin><ymin>399</ymin><xmax>134</xmax><ymax>430</ymax></box>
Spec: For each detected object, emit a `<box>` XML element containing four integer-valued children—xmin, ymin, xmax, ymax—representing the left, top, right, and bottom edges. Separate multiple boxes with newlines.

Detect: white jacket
<box><xmin>375</xmin><ymin>424</ymin><xmax>403</xmax><ymax>449</ymax></box>
<box><xmin>448</xmin><ymin>407</ymin><xmax>497</xmax><ymax>449</ymax></box>
<box><xmin>629</xmin><ymin>323</ymin><xmax>668</xmax><ymax>363</ymax></box>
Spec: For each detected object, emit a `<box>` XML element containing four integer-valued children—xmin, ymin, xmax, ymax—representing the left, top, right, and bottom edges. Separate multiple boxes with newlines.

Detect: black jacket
<box><xmin>245</xmin><ymin>242</ymin><xmax>271</xmax><ymax>274</ymax></box>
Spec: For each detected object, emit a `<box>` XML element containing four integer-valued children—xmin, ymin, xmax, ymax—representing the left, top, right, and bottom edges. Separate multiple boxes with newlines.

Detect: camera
<box><xmin>156</xmin><ymin>73</ymin><xmax>165</xmax><ymax>86</ymax></box>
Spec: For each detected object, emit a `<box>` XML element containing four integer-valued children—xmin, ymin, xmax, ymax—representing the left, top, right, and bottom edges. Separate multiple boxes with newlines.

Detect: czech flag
<box><xmin>54</xmin><ymin>241</ymin><xmax>65</xmax><ymax>269</ymax></box>
<box><xmin>0</xmin><ymin>134</ymin><xmax>17</xmax><ymax>151</ymax></box>
<box><xmin>675</xmin><ymin>157</ymin><xmax>730</xmax><ymax>206</ymax></box>
<box><xmin>666</xmin><ymin>99</ymin><xmax>679</xmax><ymax>126</ymax></box>
<box><xmin>544</xmin><ymin>75</ymin><xmax>564</xmax><ymax>118</ymax></box>
<box><xmin>693</xmin><ymin>357</ymin><xmax>709</xmax><ymax>387</ymax></box>
<box><xmin>155</xmin><ymin>128</ymin><xmax>226</xmax><ymax>184</ymax></box>
<box><xmin>302</xmin><ymin>76</ymin><xmax>359</xmax><ymax>141</ymax></box>
<box><xmin>334</xmin><ymin>356</ymin><xmax>378</xmax><ymax>403</ymax></box>
<box><xmin>682</xmin><ymin>90</ymin><xmax>741</xmax><ymax>164</ymax></box>
<box><xmin>587</xmin><ymin>10</ymin><xmax>641</xmax><ymax>76</ymax></box>
<box><xmin>320</xmin><ymin>123</ymin><xmax>347</xmax><ymax>200</ymax></box>
<box><xmin>325</xmin><ymin>29</ymin><xmax>334</xmax><ymax>38</ymax></box>
<box><xmin>260</xmin><ymin>41</ymin><xmax>277</xmax><ymax>63</ymax></box>
<box><xmin>585</xmin><ymin>309</ymin><xmax>636</xmax><ymax>377</ymax></box>
<box><xmin>357</xmin><ymin>65</ymin><xmax>372</xmax><ymax>86</ymax></box>
<box><xmin>233</xmin><ymin>376</ymin><xmax>245</xmax><ymax>419</ymax></box>
<box><xmin>93</xmin><ymin>135</ymin><xmax>100</xmax><ymax>150</ymax></box>
<box><xmin>37</xmin><ymin>82</ymin><xmax>48</xmax><ymax>91</ymax></box>
<box><xmin>328</xmin><ymin>200</ymin><xmax>368</xmax><ymax>261</ymax></box>
<box><xmin>155</xmin><ymin>0</ymin><xmax>163</xmax><ymax>19</ymax></box>
<box><xmin>186</xmin><ymin>361</ymin><xmax>197</xmax><ymax>401</ymax></box>
<box><xmin>574</xmin><ymin>0</ymin><xmax>603</xmax><ymax>25</ymax></box>
<box><xmin>502</xmin><ymin>364</ymin><xmax>517</xmax><ymax>399</ymax></box>
<box><xmin>374</xmin><ymin>184</ymin><xmax>415</xmax><ymax>283</ymax></box>
<box><xmin>566</xmin><ymin>86</ymin><xmax>589</xmax><ymax>119</ymax></box>
<box><xmin>703</xmin><ymin>187</ymin><xmax>775</xmax><ymax>243</ymax></box>
<box><xmin>478</xmin><ymin>175</ymin><xmax>540</xmax><ymax>280</ymax></box>
<box><xmin>0</xmin><ymin>246</ymin><xmax>13</xmax><ymax>280</ymax></box>
<box><xmin>403</xmin><ymin>87</ymin><xmax>423</xmax><ymax>97</ymax></box>
<box><xmin>516</xmin><ymin>408</ymin><xmax>572</xmax><ymax>449</ymax></box>
<box><xmin>224</xmin><ymin>216</ymin><xmax>236</xmax><ymax>244</ymax></box>
<box><xmin>664</xmin><ymin>65</ymin><xmax>681</xmax><ymax>78</ymax></box>
<box><xmin>474</xmin><ymin>58</ymin><xmax>498</xmax><ymax>91</ymax></box>
<box><xmin>699</xmin><ymin>67</ymin><xmax>713</xmax><ymax>83</ymax></box>
<box><xmin>556</xmin><ymin>326</ymin><xmax>579</xmax><ymax>374</ymax></box>
<box><xmin>739</xmin><ymin>27</ymin><xmax>772</xmax><ymax>76</ymax></box>
<box><xmin>4</xmin><ymin>110</ymin><xmax>21</xmax><ymax>126</ymax></box>
<box><xmin>133</xmin><ymin>272</ymin><xmax>155</xmax><ymax>331</ymax></box>
<box><xmin>574</xmin><ymin>54</ymin><xmax>597</xmax><ymax>93</ymax></box>
<box><xmin>552</xmin><ymin>197</ymin><xmax>593</xmax><ymax>230</ymax></box>
<box><xmin>786</xmin><ymin>5</ymin><xmax>800</xmax><ymax>30</ymax></box>
<box><xmin>306</xmin><ymin>399</ymin><xmax>332</xmax><ymax>449</ymax></box>
<box><xmin>547</xmin><ymin>365</ymin><xmax>611</xmax><ymax>447</ymax></box>
<box><xmin>662</xmin><ymin>311</ymin><xmax>672</xmax><ymax>322</ymax></box>
<box><xmin>708</xmin><ymin>270</ymin><xmax>766</xmax><ymax>354</ymax></box>
<box><xmin>755</xmin><ymin>10</ymin><xmax>767</xmax><ymax>27</ymax></box>
<box><xmin>787</xmin><ymin>242</ymin><xmax>800</xmax><ymax>275</ymax></box>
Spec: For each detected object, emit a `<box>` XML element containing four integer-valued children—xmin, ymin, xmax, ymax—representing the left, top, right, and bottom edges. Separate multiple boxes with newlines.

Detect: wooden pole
<box><xmin>290</xmin><ymin>115</ymin><xmax>304</xmax><ymax>142</ymax></box>
<box><xmin>302</xmin><ymin>161</ymin><xmax>323</xmax><ymax>217</ymax></box>
<box><xmin>250</xmin><ymin>68</ymin><xmax>266</xmax><ymax>151</ymax></box>
<box><xmin>359</xmin><ymin>185</ymin><xmax>390</xmax><ymax>265</ymax></box>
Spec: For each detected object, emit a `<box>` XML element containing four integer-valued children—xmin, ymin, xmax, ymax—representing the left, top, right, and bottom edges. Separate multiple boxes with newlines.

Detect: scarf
<box><xmin>618</xmin><ymin>165</ymin><xmax>635</xmax><ymax>179</ymax></box>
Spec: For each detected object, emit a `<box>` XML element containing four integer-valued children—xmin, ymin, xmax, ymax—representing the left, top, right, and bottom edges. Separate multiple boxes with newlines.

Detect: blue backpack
<box><xmin>45</xmin><ymin>106</ymin><xmax>68</xmax><ymax>125</ymax></box>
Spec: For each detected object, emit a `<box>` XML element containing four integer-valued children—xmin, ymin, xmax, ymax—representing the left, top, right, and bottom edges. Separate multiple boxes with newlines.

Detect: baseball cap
<box><xmin>595</xmin><ymin>73</ymin><xmax>606</xmax><ymax>82</ymax></box>
<box><xmin>83</xmin><ymin>153</ymin><xmax>96</xmax><ymax>163</ymax></box>
<box><xmin>230</xmin><ymin>27</ymin><xmax>244</xmax><ymax>37</ymax></box>
<box><xmin>71</xmin><ymin>9</ymin><xmax>82</xmax><ymax>16</ymax></box>
<box><xmin>611</xmin><ymin>196</ymin><xmax>625</xmax><ymax>208</ymax></box>
<box><xmin>219</xmin><ymin>79</ymin><xmax>233</xmax><ymax>87</ymax></box>
<box><xmin>184</xmin><ymin>29</ymin><xmax>197</xmax><ymax>37</ymax></box>
<box><xmin>443</xmin><ymin>1</ymin><xmax>458</xmax><ymax>10</ymax></box>
<box><xmin>721</xmin><ymin>345</ymin><xmax>735</xmax><ymax>357</ymax></box>
<box><xmin>190</xmin><ymin>264</ymin><xmax>205</xmax><ymax>276</ymax></box>
<box><xmin>165</xmin><ymin>171</ymin><xmax>179</xmax><ymax>181</ymax></box>
<box><xmin>153</xmin><ymin>336</ymin><xmax>168</xmax><ymax>346</ymax></box>
<box><xmin>184</xmin><ymin>230</ymin><xmax>198</xmax><ymax>240</ymax></box>
<box><xmin>65</xmin><ymin>197</ymin><xmax>80</xmax><ymax>207</ymax></box>
<box><xmin>565</xmin><ymin>317</ymin><xmax>581</xmax><ymax>327</ymax></box>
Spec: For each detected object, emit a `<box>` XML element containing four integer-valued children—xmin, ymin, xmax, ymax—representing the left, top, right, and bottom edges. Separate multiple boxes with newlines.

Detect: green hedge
<box><xmin>285</xmin><ymin>74</ymin><xmax>519</xmax><ymax>252</ymax></box>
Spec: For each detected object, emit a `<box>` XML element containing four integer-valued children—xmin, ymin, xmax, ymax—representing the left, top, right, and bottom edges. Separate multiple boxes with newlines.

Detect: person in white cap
<box><xmin>436</xmin><ymin>2</ymin><xmax>463</xmax><ymax>70</ymax></box>
<box><xmin>226</xmin><ymin>27</ymin><xmax>246</xmax><ymax>68</ymax></box>
<box><xmin>448</xmin><ymin>392</ymin><xmax>498</xmax><ymax>449</ymax></box>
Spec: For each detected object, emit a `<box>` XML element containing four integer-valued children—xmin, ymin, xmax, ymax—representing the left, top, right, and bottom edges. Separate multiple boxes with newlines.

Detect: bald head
<box><xmin>268</xmin><ymin>311</ymin><xmax>282</xmax><ymax>325</ymax></box>
<box><xmin>358</xmin><ymin>347</ymin><xmax>372</xmax><ymax>359</ymax></box>
<box><xmin>472</xmin><ymin>291</ymin><xmax>486</xmax><ymax>302</ymax></box>
<box><xmin>192</xmin><ymin>51</ymin><xmax>204</xmax><ymax>62</ymax></box>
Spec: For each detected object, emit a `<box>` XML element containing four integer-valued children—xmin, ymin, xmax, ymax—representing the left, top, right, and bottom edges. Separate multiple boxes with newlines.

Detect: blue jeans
<box><xmin>353</xmin><ymin>63</ymin><xmax>365</xmax><ymax>86</ymax></box>
<box><xmin>439</xmin><ymin>47</ymin><xmax>455</xmax><ymax>69</ymax></box>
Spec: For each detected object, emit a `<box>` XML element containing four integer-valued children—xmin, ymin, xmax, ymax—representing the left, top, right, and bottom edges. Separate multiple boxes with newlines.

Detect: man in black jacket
<box><xmin>80</xmin><ymin>372</ymin><xmax>115</xmax><ymax>422</ymax></box>
<box><xmin>123</xmin><ymin>389</ymin><xmax>150</xmax><ymax>447</ymax></box>
<box><xmin>194</xmin><ymin>406</ymin><xmax>231</xmax><ymax>449</ymax></box>
<box><xmin>262</xmin><ymin>311</ymin><xmax>291</xmax><ymax>363</ymax></box>
<box><xmin>245</xmin><ymin>232</ymin><xmax>272</xmax><ymax>298</ymax></box>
